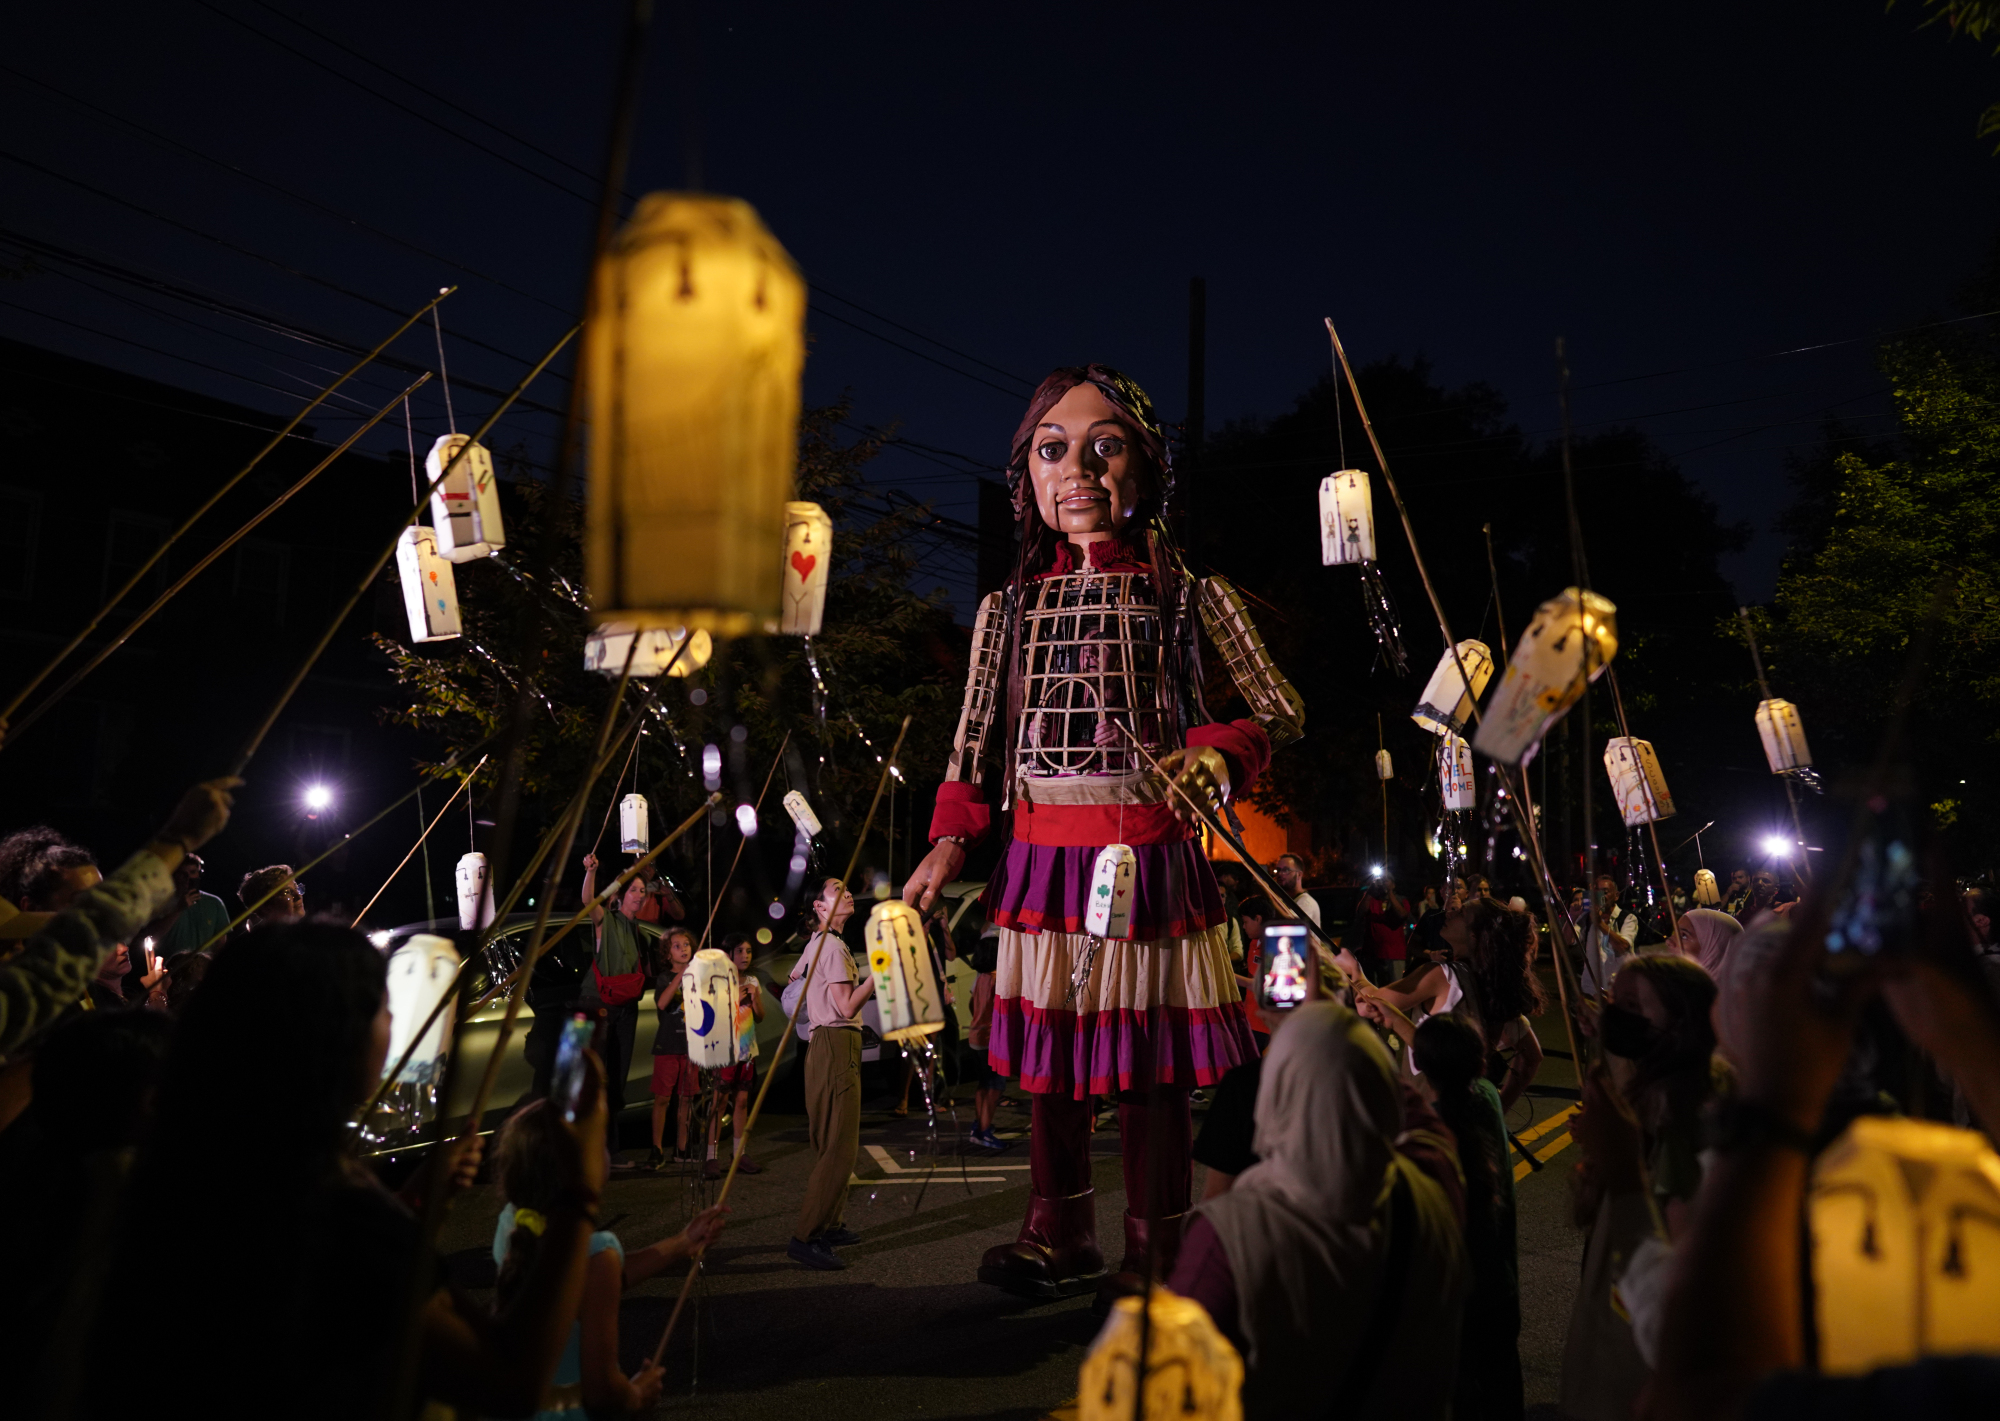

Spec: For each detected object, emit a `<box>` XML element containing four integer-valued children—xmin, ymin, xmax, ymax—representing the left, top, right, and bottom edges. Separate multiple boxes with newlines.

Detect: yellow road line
<box><xmin>1514</xmin><ymin>1102</ymin><xmax>1579</xmax><ymax>1147</ymax></box>
<box><xmin>1514</xmin><ymin>1129</ymin><xmax>1574</xmax><ymax>1182</ymax></box>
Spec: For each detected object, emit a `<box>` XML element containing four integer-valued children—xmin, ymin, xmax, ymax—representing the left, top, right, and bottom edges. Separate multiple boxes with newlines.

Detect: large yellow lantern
<box><xmin>584</xmin><ymin>194</ymin><xmax>807</xmax><ymax>637</ymax></box>
<box><xmin>1472</xmin><ymin>587</ymin><xmax>1618</xmax><ymax>766</ymax></box>
<box><xmin>1080</xmin><ymin>1287</ymin><xmax>1243</xmax><ymax>1421</ymax></box>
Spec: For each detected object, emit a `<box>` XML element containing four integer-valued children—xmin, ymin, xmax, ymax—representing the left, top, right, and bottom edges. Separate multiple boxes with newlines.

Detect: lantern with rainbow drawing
<box><xmin>681</xmin><ymin>947</ymin><xmax>741</xmax><ymax>1069</ymax></box>
<box><xmin>778</xmin><ymin>501</ymin><xmax>832</xmax><ymax>635</ymax></box>
<box><xmin>1318</xmin><ymin>468</ymin><xmax>1376</xmax><ymax>566</ymax></box>
<box><xmin>395</xmin><ymin>526</ymin><xmax>461</xmax><ymax>644</ymax></box>
<box><xmin>1472</xmin><ymin>587</ymin><xmax>1619</xmax><ymax>766</ymax></box>
<box><xmin>583</xmin><ymin>194</ymin><xmax>807</xmax><ymax>639</ymax></box>
<box><xmin>426</xmin><ymin>434</ymin><xmax>505</xmax><ymax>563</ymax></box>
<box><xmin>864</xmin><ymin>900</ymin><xmax>945</xmax><ymax>1042</ymax></box>
<box><xmin>1412</xmin><ymin>640</ymin><xmax>1493</xmax><ymax>736</ymax></box>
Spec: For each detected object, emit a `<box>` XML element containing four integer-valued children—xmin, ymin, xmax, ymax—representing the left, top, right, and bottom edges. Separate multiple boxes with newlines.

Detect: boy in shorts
<box><xmin>647</xmin><ymin>927</ymin><xmax>699</xmax><ymax>1168</ymax></box>
<box><xmin>704</xmin><ymin>932</ymin><xmax>767</xmax><ymax>1179</ymax></box>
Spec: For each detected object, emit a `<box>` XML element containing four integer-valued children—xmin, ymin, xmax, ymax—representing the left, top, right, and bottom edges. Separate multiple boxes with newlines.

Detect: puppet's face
<box><xmin>1028</xmin><ymin>382</ymin><xmax>1146</xmax><ymax>540</ymax></box>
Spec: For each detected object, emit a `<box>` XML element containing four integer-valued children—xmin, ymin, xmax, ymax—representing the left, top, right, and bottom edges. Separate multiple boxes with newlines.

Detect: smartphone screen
<box><xmin>1260</xmin><ymin>923</ymin><xmax>1311</xmax><ymax>1010</ymax></box>
<box><xmin>553</xmin><ymin>1013</ymin><xmax>594</xmax><ymax>1121</ymax></box>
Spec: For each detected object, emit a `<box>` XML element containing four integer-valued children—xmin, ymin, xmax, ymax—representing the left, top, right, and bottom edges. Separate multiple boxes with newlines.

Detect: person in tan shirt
<box><xmin>786</xmin><ymin>878</ymin><xmax>873</xmax><ymax>1271</ymax></box>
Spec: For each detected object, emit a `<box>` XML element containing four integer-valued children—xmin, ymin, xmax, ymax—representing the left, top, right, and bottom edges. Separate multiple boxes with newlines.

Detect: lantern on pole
<box><xmin>1085</xmin><ymin>844</ymin><xmax>1138</xmax><ymax>940</ymax></box>
<box><xmin>1079</xmin><ymin>1286</ymin><xmax>1244</xmax><ymax>1421</ymax></box>
<box><xmin>584</xmin><ymin>194</ymin><xmax>807</xmax><ymax>638</ymax></box>
<box><xmin>782</xmin><ymin>790</ymin><xmax>822</xmax><ymax>838</ymax></box>
<box><xmin>1693</xmin><ymin>868</ymin><xmax>1721</xmax><ymax>906</ymax></box>
<box><xmin>1440</xmin><ymin>734</ymin><xmax>1477</xmax><ymax>811</ymax></box>
<box><xmin>426</xmin><ymin>434</ymin><xmax>505</xmax><ymax>563</ymax></box>
<box><xmin>778</xmin><ymin>501</ymin><xmax>832</xmax><ymax>636</ymax></box>
<box><xmin>1472</xmin><ymin>587</ymin><xmax>1619</xmax><ymax>767</ymax></box>
<box><xmin>583</xmin><ymin>624</ymin><xmax>712</xmax><ymax>678</ymax></box>
<box><xmin>682</xmin><ymin>947</ymin><xmax>741</xmax><ymax>1068</ymax></box>
<box><xmin>864</xmin><ymin>899</ymin><xmax>945</xmax><ymax>1042</ymax></box>
<box><xmin>1411</xmin><ymin>639</ymin><xmax>1494</xmax><ymax>736</ymax></box>
<box><xmin>1754</xmin><ymin>698</ymin><xmax>1813</xmax><ymax>775</ymax></box>
<box><xmin>1603</xmin><ymin>737</ymin><xmax>1675</xmax><ymax>826</ymax></box>
<box><xmin>455</xmin><ymin>852</ymin><xmax>494</xmax><ymax>932</ymax></box>
<box><xmin>619</xmin><ymin>794</ymin><xmax>649</xmax><ymax>855</ymax></box>
<box><xmin>394</xmin><ymin>526</ymin><xmax>461</xmax><ymax>644</ymax></box>
<box><xmin>1375</xmin><ymin>748</ymin><xmax>1395</xmax><ymax>781</ymax></box>
<box><xmin>1809</xmin><ymin>1115</ymin><xmax>2000</xmax><ymax>1373</ymax></box>
<box><xmin>383</xmin><ymin>933</ymin><xmax>460</xmax><ymax>1086</ymax></box>
<box><xmin>1317</xmin><ymin>468</ymin><xmax>1376</xmax><ymax>566</ymax></box>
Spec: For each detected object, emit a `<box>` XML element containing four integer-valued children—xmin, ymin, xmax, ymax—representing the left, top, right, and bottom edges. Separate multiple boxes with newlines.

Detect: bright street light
<box><xmin>1761</xmin><ymin>834</ymin><xmax>1792</xmax><ymax>858</ymax></box>
<box><xmin>304</xmin><ymin>784</ymin><xmax>333</xmax><ymax>813</ymax></box>
<box><xmin>1370</xmin><ymin>864</ymin><xmax>1384</xmax><ymax>878</ymax></box>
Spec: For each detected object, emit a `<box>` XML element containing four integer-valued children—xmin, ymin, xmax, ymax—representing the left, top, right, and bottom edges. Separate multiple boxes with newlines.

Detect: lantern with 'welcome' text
<box><xmin>1473</xmin><ymin>588</ymin><xmax>1619</xmax><ymax>766</ymax></box>
<box><xmin>455</xmin><ymin>852</ymin><xmax>494</xmax><ymax>932</ymax></box>
<box><xmin>1412</xmin><ymin>640</ymin><xmax>1493</xmax><ymax>736</ymax></box>
<box><xmin>1441</xmin><ymin>734</ymin><xmax>1476</xmax><ymax>811</ymax></box>
<box><xmin>1604</xmin><ymin>737</ymin><xmax>1675</xmax><ymax>826</ymax></box>
<box><xmin>865</xmin><ymin>900</ymin><xmax>945</xmax><ymax>1043</ymax></box>
<box><xmin>1318</xmin><ymin>468</ymin><xmax>1376</xmax><ymax>566</ymax></box>
<box><xmin>779</xmin><ymin>501</ymin><xmax>832</xmax><ymax>635</ymax></box>
<box><xmin>427</xmin><ymin>434</ymin><xmax>505</xmax><ymax>563</ymax></box>
<box><xmin>584</xmin><ymin>194</ymin><xmax>807</xmax><ymax>638</ymax></box>
<box><xmin>682</xmin><ymin>947</ymin><xmax>740</xmax><ymax>1069</ymax></box>
<box><xmin>395</xmin><ymin>526</ymin><xmax>460</xmax><ymax>643</ymax></box>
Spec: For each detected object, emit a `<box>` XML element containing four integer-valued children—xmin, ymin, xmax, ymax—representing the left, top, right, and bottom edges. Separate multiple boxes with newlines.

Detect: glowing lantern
<box><xmin>1085</xmin><ymin>844</ymin><xmax>1138</xmax><ymax>940</ymax></box>
<box><xmin>583</xmin><ymin>624</ymin><xmax>711</xmax><ymax>678</ymax></box>
<box><xmin>1472</xmin><ymin>587</ymin><xmax>1619</xmax><ymax>767</ymax></box>
<box><xmin>1755</xmin><ymin>698</ymin><xmax>1813</xmax><ymax>774</ymax></box>
<box><xmin>1375</xmin><ymin>748</ymin><xmax>1394</xmax><ymax>781</ymax></box>
<box><xmin>426</xmin><ymin>434</ymin><xmax>505</xmax><ymax>563</ymax></box>
<box><xmin>864</xmin><ymin>899</ymin><xmax>945</xmax><ymax>1042</ymax></box>
<box><xmin>1440</xmin><ymin>734</ymin><xmax>1476</xmax><ymax>811</ymax></box>
<box><xmin>1603</xmin><ymin>737</ymin><xmax>1675</xmax><ymax>826</ymax></box>
<box><xmin>584</xmin><ymin>194</ymin><xmax>807</xmax><ymax>638</ymax></box>
<box><xmin>1809</xmin><ymin>1115</ymin><xmax>2000</xmax><ymax>1373</ymax></box>
<box><xmin>619</xmin><ymin>794</ymin><xmax>649</xmax><ymax>855</ymax></box>
<box><xmin>783</xmin><ymin>789</ymin><xmax>822</xmax><ymax>838</ymax></box>
<box><xmin>1412</xmin><ymin>640</ymin><xmax>1493</xmax><ymax>736</ymax></box>
<box><xmin>455</xmin><ymin>852</ymin><xmax>494</xmax><ymax>932</ymax></box>
<box><xmin>681</xmin><ymin>947</ymin><xmax>741</xmax><ymax>1069</ymax></box>
<box><xmin>778</xmin><ymin>501</ymin><xmax>832</xmax><ymax>636</ymax></box>
<box><xmin>1079</xmin><ymin>1286</ymin><xmax>1244</xmax><ymax>1421</ymax></box>
<box><xmin>1694</xmin><ymin>869</ymin><xmax>1720</xmax><ymax>906</ymax></box>
<box><xmin>383</xmin><ymin>933</ymin><xmax>459</xmax><ymax>1085</ymax></box>
<box><xmin>394</xmin><ymin>526</ymin><xmax>461</xmax><ymax>644</ymax></box>
<box><xmin>1318</xmin><ymin>468</ymin><xmax>1376</xmax><ymax>566</ymax></box>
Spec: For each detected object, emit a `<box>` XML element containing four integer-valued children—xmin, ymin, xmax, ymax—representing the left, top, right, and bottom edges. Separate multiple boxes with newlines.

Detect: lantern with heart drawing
<box><xmin>779</xmin><ymin>501</ymin><xmax>832</xmax><ymax>635</ymax></box>
<box><xmin>1085</xmin><ymin>844</ymin><xmax>1138</xmax><ymax>940</ymax></box>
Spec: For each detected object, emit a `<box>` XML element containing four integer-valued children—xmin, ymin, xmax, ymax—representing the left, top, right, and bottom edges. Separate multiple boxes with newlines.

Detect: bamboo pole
<box><xmin>354</xmin><ymin>756</ymin><xmax>488</xmax><ymax>924</ymax></box>
<box><xmin>694</xmin><ymin>732</ymin><xmax>791</xmax><ymax>953</ymax></box>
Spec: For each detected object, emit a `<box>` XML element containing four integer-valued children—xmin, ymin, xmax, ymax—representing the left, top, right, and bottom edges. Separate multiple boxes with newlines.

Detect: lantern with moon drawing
<box><xmin>779</xmin><ymin>501</ymin><xmax>831</xmax><ymax>635</ymax></box>
<box><xmin>1079</xmin><ymin>1287</ymin><xmax>1243</xmax><ymax>1421</ymax></box>
<box><xmin>1473</xmin><ymin>587</ymin><xmax>1619</xmax><ymax>766</ymax></box>
<box><xmin>864</xmin><ymin>900</ymin><xmax>945</xmax><ymax>1042</ymax></box>
<box><xmin>682</xmin><ymin>947</ymin><xmax>741</xmax><ymax>1069</ymax></box>
<box><xmin>455</xmin><ymin>852</ymin><xmax>495</xmax><ymax>932</ymax></box>
<box><xmin>584</xmin><ymin>624</ymin><xmax>711</xmax><ymax>678</ymax></box>
<box><xmin>1411</xmin><ymin>640</ymin><xmax>1493</xmax><ymax>736</ymax></box>
<box><xmin>1603</xmin><ymin>737</ymin><xmax>1675</xmax><ymax>825</ymax></box>
<box><xmin>426</xmin><ymin>433</ymin><xmax>506</xmax><ymax>563</ymax></box>
<box><xmin>583</xmin><ymin>193</ymin><xmax>806</xmax><ymax>638</ymax></box>
<box><xmin>1085</xmin><ymin>844</ymin><xmax>1137</xmax><ymax>940</ymax></box>
<box><xmin>1317</xmin><ymin>468</ymin><xmax>1376</xmax><ymax>566</ymax></box>
<box><xmin>395</xmin><ymin>526</ymin><xmax>461</xmax><ymax>644</ymax></box>
<box><xmin>619</xmin><ymin>794</ymin><xmax>649</xmax><ymax>855</ymax></box>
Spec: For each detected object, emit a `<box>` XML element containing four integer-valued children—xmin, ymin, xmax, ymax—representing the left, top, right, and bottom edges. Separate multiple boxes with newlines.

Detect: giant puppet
<box><xmin>903</xmin><ymin>365</ymin><xmax>1303</xmax><ymax>1298</ymax></box>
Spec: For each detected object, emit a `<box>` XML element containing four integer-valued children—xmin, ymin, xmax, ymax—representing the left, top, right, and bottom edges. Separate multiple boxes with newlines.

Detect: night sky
<box><xmin>7</xmin><ymin>2</ymin><xmax>1999</xmax><ymax>609</ymax></box>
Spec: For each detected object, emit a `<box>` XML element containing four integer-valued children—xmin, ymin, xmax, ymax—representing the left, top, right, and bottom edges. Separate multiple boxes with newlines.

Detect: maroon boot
<box><xmin>1094</xmin><ymin>1086</ymin><xmax>1193</xmax><ymax>1310</ymax></box>
<box><xmin>978</xmin><ymin>1091</ymin><xmax>1107</xmax><ymax>1298</ymax></box>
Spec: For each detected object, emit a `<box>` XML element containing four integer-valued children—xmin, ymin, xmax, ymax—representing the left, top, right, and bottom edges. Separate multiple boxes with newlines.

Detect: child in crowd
<box><xmin>646</xmin><ymin>927</ymin><xmax>699</xmax><ymax>1168</ymax></box>
<box><xmin>494</xmin><ymin>1100</ymin><xmax>728</xmax><ymax>1419</ymax></box>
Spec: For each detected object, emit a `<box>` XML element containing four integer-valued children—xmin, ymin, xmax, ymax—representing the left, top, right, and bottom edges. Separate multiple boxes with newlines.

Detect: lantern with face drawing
<box><xmin>455</xmin><ymin>852</ymin><xmax>494</xmax><ymax>932</ymax></box>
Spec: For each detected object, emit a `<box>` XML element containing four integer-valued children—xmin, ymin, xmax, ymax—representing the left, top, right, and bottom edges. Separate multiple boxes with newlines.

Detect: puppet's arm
<box><xmin>930</xmin><ymin>590</ymin><xmax>1011</xmax><ymax>847</ymax></box>
<box><xmin>1196</xmin><ymin>575</ymin><xmax>1305</xmax><ymax>751</ymax></box>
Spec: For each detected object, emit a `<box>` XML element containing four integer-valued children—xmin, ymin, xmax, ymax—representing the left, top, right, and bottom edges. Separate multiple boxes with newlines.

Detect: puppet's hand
<box><xmin>1151</xmin><ymin>746</ymin><xmax>1231</xmax><ymax>826</ymax></box>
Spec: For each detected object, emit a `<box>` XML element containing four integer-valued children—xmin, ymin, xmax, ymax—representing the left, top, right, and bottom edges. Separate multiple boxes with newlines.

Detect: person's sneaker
<box><xmin>1189</xmin><ymin>1089</ymin><xmax>1210</xmax><ymax>1106</ymax></box>
<box><xmin>787</xmin><ymin>1236</ymin><xmax>846</xmax><ymax>1271</ymax></box>
<box><xmin>702</xmin><ymin>1159</ymin><xmax>725</xmax><ymax>1181</ymax></box>
<box><xmin>969</xmin><ymin>1127</ymin><xmax>1003</xmax><ymax>1151</ymax></box>
<box><xmin>639</xmin><ymin>1147</ymin><xmax>666</xmax><ymax>1170</ymax></box>
<box><xmin>815</xmin><ymin>1225</ymin><xmax>862</xmax><ymax>1247</ymax></box>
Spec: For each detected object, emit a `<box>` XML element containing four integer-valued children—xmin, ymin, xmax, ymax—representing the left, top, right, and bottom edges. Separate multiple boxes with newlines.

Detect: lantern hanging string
<box><xmin>591</xmin><ymin>723</ymin><xmax>647</xmax><ymax>857</ymax></box>
<box><xmin>404</xmin><ymin>395</ymin><xmax>420</xmax><ymax>502</ymax></box>
<box><xmin>1481</xmin><ymin>522</ymin><xmax>1510</xmax><ymax>671</ymax></box>
<box><xmin>650</xmin><ymin>715</ymin><xmax>913</xmax><ymax>1370</ymax></box>
<box><xmin>225</xmin><ymin>322</ymin><xmax>579</xmax><ymax>777</ymax></box>
<box><xmin>354</xmin><ymin>755</ymin><xmax>490</xmax><ymax>924</ymax></box>
<box><xmin>1601</xmin><ymin>666</ymin><xmax>1686</xmax><ymax>938</ymax></box>
<box><xmin>430</xmin><ymin>295</ymin><xmax>457</xmax><ymax>434</ymax></box>
<box><xmin>192</xmin><ymin>731</ymin><xmax>500</xmax><ymax>954</ymax></box>
<box><xmin>0</xmin><ymin>286</ymin><xmax>456</xmax><ymax>736</ymax></box>
<box><xmin>1324</xmin><ymin>317</ymin><xmax>1593</xmax><ymax>1058</ymax></box>
<box><xmin>3</xmin><ymin>372</ymin><xmax>431</xmax><ymax>745</ymax></box>
<box><xmin>693</xmin><ymin>731</ymin><xmax>791</xmax><ymax>954</ymax></box>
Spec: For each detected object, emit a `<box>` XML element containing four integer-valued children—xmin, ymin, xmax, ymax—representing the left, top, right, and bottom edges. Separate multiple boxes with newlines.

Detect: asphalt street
<box><xmin>435</xmin><ymin>995</ymin><xmax>1585</xmax><ymax>1420</ymax></box>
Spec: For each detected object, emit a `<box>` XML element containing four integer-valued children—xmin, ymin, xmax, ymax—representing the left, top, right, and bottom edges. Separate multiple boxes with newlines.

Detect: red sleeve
<box><xmin>928</xmin><ymin>781</ymin><xmax>991</xmax><ymax>846</ymax></box>
<box><xmin>1187</xmin><ymin>718</ymin><xmax>1273</xmax><ymax>796</ymax></box>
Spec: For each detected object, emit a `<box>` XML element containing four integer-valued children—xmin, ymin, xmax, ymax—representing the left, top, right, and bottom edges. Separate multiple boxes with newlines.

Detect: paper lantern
<box><xmin>1755</xmin><ymin>698</ymin><xmax>1813</xmax><ymax>774</ymax></box>
<box><xmin>619</xmin><ymin>794</ymin><xmax>649</xmax><ymax>854</ymax></box>
<box><xmin>1693</xmin><ymin>869</ymin><xmax>1720</xmax><ymax>906</ymax></box>
<box><xmin>1318</xmin><ymin>468</ymin><xmax>1376</xmax><ymax>566</ymax></box>
<box><xmin>1810</xmin><ymin>1115</ymin><xmax>2000</xmax><ymax>1373</ymax></box>
<box><xmin>426</xmin><ymin>433</ymin><xmax>505</xmax><ymax>563</ymax></box>
<box><xmin>1079</xmin><ymin>1286</ymin><xmax>1244</xmax><ymax>1421</ymax></box>
<box><xmin>394</xmin><ymin>525</ymin><xmax>461</xmax><ymax>644</ymax></box>
<box><xmin>1440</xmin><ymin>734</ymin><xmax>1476</xmax><ymax>811</ymax></box>
<box><xmin>681</xmin><ymin>947</ymin><xmax>741</xmax><ymax>1069</ymax></box>
<box><xmin>383</xmin><ymin>933</ymin><xmax>460</xmax><ymax>1085</ymax></box>
<box><xmin>584</xmin><ymin>194</ymin><xmax>807</xmax><ymax>638</ymax></box>
<box><xmin>1603</xmin><ymin>737</ymin><xmax>1675</xmax><ymax>826</ymax></box>
<box><xmin>778</xmin><ymin>501</ymin><xmax>832</xmax><ymax>636</ymax></box>
<box><xmin>864</xmin><ymin>899</ymin><xmax>945</xmax><ymax>1042</ymax></box>
<box><xmin>583</xmin><ymin>623</ymin><xmax>711</xmax><ymax>678</ymax></box>
<box><xmin>1085</xmin><ymin>844</ymin><xmax>1138</xmax><ymax>940</ymax></box>
<box><xmin>783</xmin><ymin>789</ymin><xmax>822</xmax><ymax>838</ymax></box>
<box><xmin>1472</xmin><ymin>587</ymin><xmax>1619</xmax><ymax>767</ymax></box>
<box><xmin>455</xmin><ymin>851</ymin><xmax>495</xmax><ymax>932</ymax></box>
<box><xmin>1412</xmin><ymin>640</ymin><xmax>1493</xmax><ymax>736</ymax></box>
<box><xmin>1375</xmin><ymin>748</ymin><xmax>1394</xmax><ymax>781</ymax></box>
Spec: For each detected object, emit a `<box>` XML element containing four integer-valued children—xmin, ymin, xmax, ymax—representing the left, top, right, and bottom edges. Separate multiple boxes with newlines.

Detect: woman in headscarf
<box><xmin>1166</xmin><ymin>1001</ymin><xmax>1468</xmax><ymax>1420</ymax></box>
<box><xmin>1668</xmin><ymin>906</ymin><xmax>1741</xmax><ymax>977</ymax></box>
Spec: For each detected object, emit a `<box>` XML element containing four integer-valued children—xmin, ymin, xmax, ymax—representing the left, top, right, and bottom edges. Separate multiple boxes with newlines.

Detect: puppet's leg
<box><xmin>1098</xmin><ymin>1085</ymin><xmax>1192</xmax><ymax>1305</ymax></box>
<box><xmin>977</xmin><ymin>1089</ymin><xmax>1106</xmax><ymax>1297</ymax></box>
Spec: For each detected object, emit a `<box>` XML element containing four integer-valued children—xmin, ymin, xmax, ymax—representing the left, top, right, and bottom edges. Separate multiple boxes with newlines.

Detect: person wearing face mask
<box><xmin>1560</xmin><ymin>954</ymin><xmax>1727</xmax><ymax>1421</ymax></box>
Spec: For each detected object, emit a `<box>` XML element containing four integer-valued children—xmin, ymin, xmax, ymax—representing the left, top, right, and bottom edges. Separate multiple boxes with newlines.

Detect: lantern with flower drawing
<box><xmin>864</xmin><ymin>900</ymin><xmax>945</xmax><ymax>1042</ymax></box>
<box><xmin>395</xmin><ymin>526</ymin><xmax>460</xmax><ymax>643</ymax></box>
<box><xmin>779</xmin><ymin>501</ymin><xmax>831</xmax><ymax>635</ymax></box>
<box><xmin>1473</xmin><ymin>587</ymin><xmax>1619</xmax><ymax>766</ymax></box>
<box><xmin>584</xmin><ymin>194</ymin><xmax>806</xmax><ymax>638</ymax></box>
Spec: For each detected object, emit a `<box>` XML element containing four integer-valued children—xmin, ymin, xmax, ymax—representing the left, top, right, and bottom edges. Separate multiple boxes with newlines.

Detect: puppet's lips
<box><xmin>1060</xmin><ymin>491</ymin><xmax>1108</xmax><ymax>507</ymax></box>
